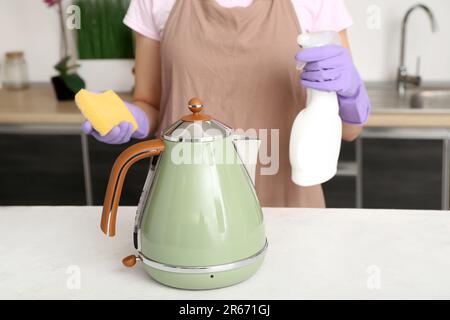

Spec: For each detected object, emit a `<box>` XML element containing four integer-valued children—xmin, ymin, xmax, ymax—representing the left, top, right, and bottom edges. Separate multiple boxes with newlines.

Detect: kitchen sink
<box><xmin>410</xmin><ymin>89</ymin><xmax>450</xmax><ymax>109</ymax></box>
<box><xmin>366</xmin><ymin>83</ymin><xmax>450</xmax><ymax>111</ymax></box>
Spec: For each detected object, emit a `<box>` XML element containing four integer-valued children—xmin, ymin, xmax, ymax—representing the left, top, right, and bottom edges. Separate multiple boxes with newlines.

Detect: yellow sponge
<box><xmin>75</xmin><ymin>89</ymin><xmax>138</xmax><ymax>136</ymax></box>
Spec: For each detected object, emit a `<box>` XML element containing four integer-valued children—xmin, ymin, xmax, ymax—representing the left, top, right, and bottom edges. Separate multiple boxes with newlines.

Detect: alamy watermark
<box><xmin>367</xmin><ymin>265</ymin><xmax>382</xmax><ymax>290</ymax></box>
<box><xmin>66</xmin><ymin>5</ymin><xmax>81</xmax><ymax>30</ymax></box>
<box><xmin>366</xmin><ymin>4</ymin><xmax>382</xmax><ymax>30</ymax></box>
<box><xmin>169</xmin><ymin>127</ymin><xmax>280</xmax><ymax>176</ymax></box>
<box><xmin>66</xmin><ymin>265</ymin><xmax>81</xmax><ymax>290</ymax></box>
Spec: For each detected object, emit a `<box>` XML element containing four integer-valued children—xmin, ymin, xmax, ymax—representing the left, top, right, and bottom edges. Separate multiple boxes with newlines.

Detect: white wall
<box><xmin>1</xmin><ymin>0</ymin><xmax>449</xmax><ymax>82</ymax></box>
<box><xmin>347</xmin><ymin>0</ymin><xmax>450</xmax><ymax>82</ymax></box>
<box><xmin>0</xmin><ymin>0</ymin><xmax>61</xmax><ymax>83</ymax></box>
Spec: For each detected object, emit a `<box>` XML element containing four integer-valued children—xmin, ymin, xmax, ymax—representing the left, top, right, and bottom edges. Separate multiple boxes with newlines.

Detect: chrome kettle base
<box><xmin>139</xmin><ymin>241</ymin><xmax>268</xmax><ymax>290</ymax></box>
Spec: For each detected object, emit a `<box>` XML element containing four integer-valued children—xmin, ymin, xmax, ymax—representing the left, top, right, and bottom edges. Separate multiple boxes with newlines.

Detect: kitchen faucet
<box><xmin>398</xmin><ymin>4</ymin><xmax>438</xmax><ymax>96</ymax></box>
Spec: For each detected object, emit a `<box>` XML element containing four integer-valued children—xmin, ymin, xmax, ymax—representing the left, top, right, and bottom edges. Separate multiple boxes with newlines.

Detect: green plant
<box><xmin>54</xmin><ymin>56</ymin><xmax>86</xmax><ymax>92</ymax></box>
<box><xmin>76</xmin><ymin>0</ymin><xmax>134</xmax><ymax>59</ymax></box>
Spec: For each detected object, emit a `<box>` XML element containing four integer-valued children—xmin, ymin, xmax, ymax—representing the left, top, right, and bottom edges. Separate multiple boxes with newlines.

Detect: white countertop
<box><xmin>1</xmin><ymin>206</ymin><xmax>450</xmax><ymax>300</ymax></box>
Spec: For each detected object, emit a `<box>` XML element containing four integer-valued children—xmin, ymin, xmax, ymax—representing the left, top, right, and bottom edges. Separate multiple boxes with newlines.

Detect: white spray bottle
<box><xmin>289</xmin><ymin>31</ymin><xmax>342</xmax><ymax>187</ymax></box>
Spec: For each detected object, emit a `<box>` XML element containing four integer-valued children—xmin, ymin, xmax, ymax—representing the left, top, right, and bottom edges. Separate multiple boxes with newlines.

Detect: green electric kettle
<box><xmin>101</xmin><ymin>98</ymin><xmax>267</xmax><ymax>290</ymax></box>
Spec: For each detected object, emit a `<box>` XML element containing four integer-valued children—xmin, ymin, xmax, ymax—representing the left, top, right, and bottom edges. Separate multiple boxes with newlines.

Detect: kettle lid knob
<box><xmin>188</xmin><ymin>98</ymin><xmax>204</xmax><ymax>113</ymax></box>
<box><xmin>182</xmin><ymin>98</ymin><xmax>212</xmax><ymax>122</ymax></box>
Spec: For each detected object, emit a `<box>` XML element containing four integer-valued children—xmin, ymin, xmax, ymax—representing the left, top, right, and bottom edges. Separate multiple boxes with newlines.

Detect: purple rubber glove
<box><xmin>296</xmin><ymin>45</ymin><xmax>371</xmax><ymax>125</ymax></box>
<box><xmin>82</xmin><ymin>101</ymin><xmax>150</xmax><ymax>145</ymax></box>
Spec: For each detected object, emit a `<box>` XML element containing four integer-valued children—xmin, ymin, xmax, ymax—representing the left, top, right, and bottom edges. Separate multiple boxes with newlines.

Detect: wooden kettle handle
<box><xmin>101</xmin><ymin>139</ymin><xmax>165</xmax><ymax>236</ymax></box>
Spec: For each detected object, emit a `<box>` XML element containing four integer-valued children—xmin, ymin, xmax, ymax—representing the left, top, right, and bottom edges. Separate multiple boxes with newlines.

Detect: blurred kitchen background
<box><xmin>0</xmin><ymin>0</ymin><xmax>449</xmax><ymax>209</ymax></box>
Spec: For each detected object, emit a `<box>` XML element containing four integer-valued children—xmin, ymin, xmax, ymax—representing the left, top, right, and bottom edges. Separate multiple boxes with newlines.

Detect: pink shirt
<box><xmin>124</xmin><ymin>0</ymin><xmax>353</xmax><ymax>41</ymax></box>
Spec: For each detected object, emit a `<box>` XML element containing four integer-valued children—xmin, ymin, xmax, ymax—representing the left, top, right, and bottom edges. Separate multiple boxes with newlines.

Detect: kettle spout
<box><xmin>233</xmin><ymin>135</ymin><xmax>261</xmax><ymax>186</ymax></box>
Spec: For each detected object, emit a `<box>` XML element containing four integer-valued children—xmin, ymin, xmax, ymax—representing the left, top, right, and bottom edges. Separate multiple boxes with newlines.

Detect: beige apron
<box><xmin>158</xmin><ymin>0</ymin><xmax>325</xmax><ymax>208</ymax></box>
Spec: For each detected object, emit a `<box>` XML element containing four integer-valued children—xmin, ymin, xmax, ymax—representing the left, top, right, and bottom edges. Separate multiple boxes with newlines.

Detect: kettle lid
<box><xmin>163</xmin><ymin>98</ymin><xmax>231</xmax><ymax>142</ymax></box>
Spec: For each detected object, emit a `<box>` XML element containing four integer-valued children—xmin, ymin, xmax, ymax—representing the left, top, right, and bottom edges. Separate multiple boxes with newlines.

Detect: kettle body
<box><xmin>101</xmin><ymin>99</ymin><xmax>267</xmax><ymax>290</ymax></box>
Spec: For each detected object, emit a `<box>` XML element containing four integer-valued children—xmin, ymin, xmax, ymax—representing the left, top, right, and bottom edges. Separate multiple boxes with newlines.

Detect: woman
<box><xmin>83</xmin><ymin>0</ymin><xmax>371</xmax><ymax>208</ymax></box>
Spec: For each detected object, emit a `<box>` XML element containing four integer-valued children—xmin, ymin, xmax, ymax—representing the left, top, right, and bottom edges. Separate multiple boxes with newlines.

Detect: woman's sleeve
<box><xmin>310</xmin><ymin>0</ymin><xmax>354</xmax><ymax>32</ymax></box>
<box><xmin>123</xmin><ymin>0</ymin><xmax>160</xmax><ymax>41</ymax></box>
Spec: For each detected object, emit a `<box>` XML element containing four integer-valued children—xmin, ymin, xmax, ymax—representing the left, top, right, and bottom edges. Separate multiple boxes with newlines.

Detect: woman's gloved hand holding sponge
<box><xmin>296</xmin><ymin>42</ymin><xmax>371</xmax><ymax>125</ymax></box>
<box><xmin>75</xmin><ymin>90</ymin><xmax>150</xmax><ymax>144</ymax></box>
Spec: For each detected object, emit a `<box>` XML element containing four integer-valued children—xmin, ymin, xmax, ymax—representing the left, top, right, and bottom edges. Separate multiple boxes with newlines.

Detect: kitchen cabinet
<box><xmin>362</xmin><ymin>139</ymin><xmax>443</xmax><ymax>210</ymax></box>
<box><xmin>323</xmin><ymin>141</ymin><xmax>356</xmax><ymax>208</ymax></box>
<box><xmin>0</xmin><ymin>134</ymin><xmax>148</xmax><ymax>206</ymax></box>
<box><xmin>0</xmin><ymin>133</ymin><xmax>447</xmax><ymax>209</ymax></box>
<box><xmin>0</xmin><ymin>134</ymin><xmax>85</xmax><ymax>205</ymax></box>
<box><xmin>324</xmin><ymin>137</ymin><xmax>447</xmax><ymax>210</ymax></box>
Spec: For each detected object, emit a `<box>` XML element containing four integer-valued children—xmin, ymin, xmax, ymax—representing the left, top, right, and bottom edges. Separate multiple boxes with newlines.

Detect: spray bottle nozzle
<box><xmin>296</xmin><ymin>31</ymin><xmax>341</xmax><ymax>71</ymax></box>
